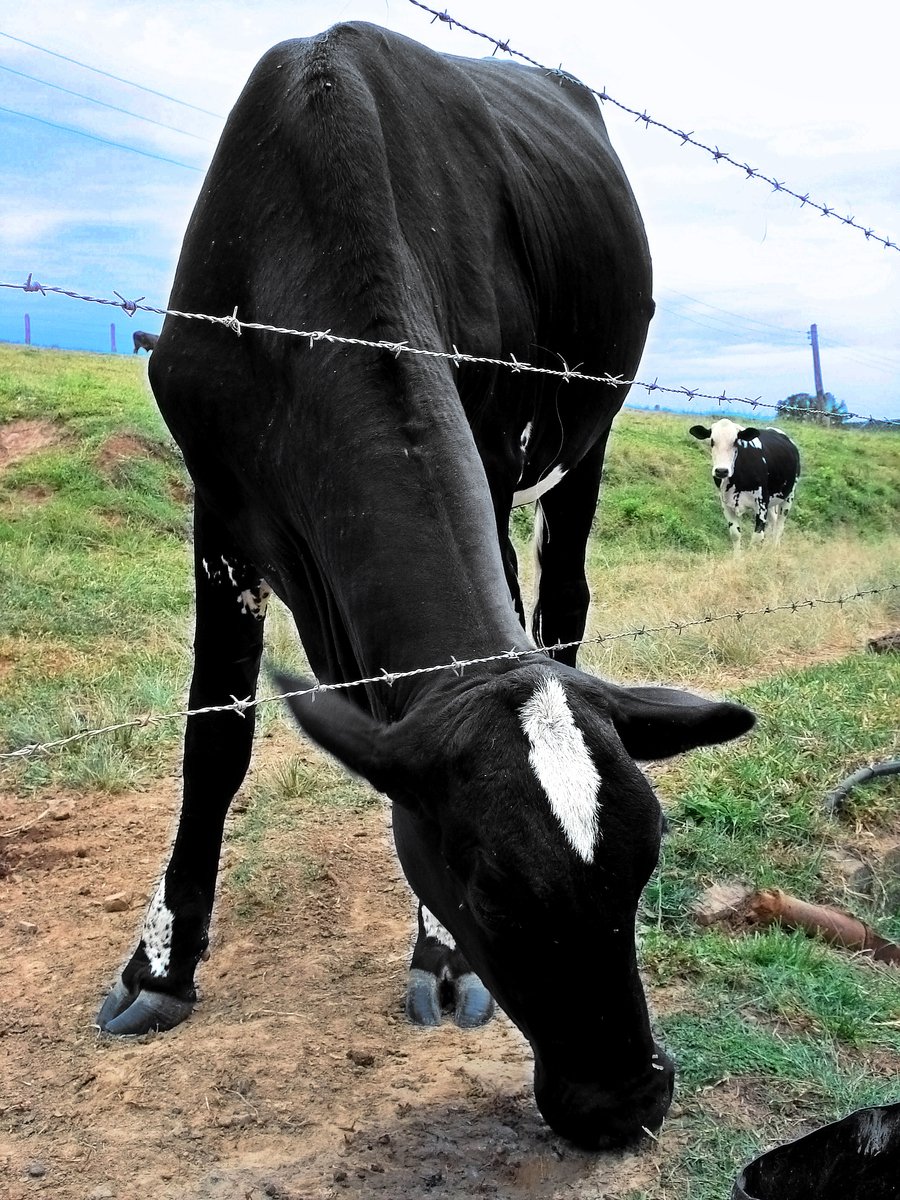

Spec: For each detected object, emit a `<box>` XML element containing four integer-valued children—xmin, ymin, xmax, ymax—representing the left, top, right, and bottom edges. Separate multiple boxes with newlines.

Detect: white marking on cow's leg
<box><xmin>519</xmin><ymin>676</ymin><xmax>600</xmax><ymax>862</ymax></box>
<box><xmin>143</xmin><ymin>880</ymin><xmax>175</xmax><ymax>977</ymax></box>
<box><xmin>513</xmin><ymin>464</ymin><xmax>567</xmax><ymax>506</ymax></box>
<box><xmin>422</xmin><ymin>906</ymin><xmax>456</xmax><ymax>949</ymax></box>
<box><xmin>220</xmin><ymin>555</ymin><xmax>237</xmax><ymax>587</ymax></box>
<box><xmin>752</xmin><ymin>497</ymin><xmax>767</xmax><ymax>547</ymax></box>
<box><xmin>238</xmin><ymin>579</ymin><xmax>272</xmax><ymax>619</ymax></box>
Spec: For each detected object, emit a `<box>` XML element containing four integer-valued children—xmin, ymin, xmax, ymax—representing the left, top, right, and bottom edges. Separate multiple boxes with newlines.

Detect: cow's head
<box><xmin>690</xmin><ymin>419</ymin><xmax>761</xmax><ymax>485</ymax></box>
<box><xmin>276</xmin><ymin>661</ymin><xmax>754</xmax><ymax>1150</ymax></box>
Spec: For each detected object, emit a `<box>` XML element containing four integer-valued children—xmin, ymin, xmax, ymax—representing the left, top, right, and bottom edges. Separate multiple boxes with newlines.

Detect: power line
<box><xmin>0</xmin><ymin>29</ymin><xmax>224</xmax><ymax>120</ymax></box>
<box><xmin>661</xmin><ymin>287</ymin><xmax>807</xmax><ymax>336</ymax></box>
<box><xmin>0</xmin><ymin>62</ymin><xmax>212</xmax><ymax>143</ymax></box>
<box><xmin>0</xmin><ymin>105</ymin><xmax>204</xmax><ymax>172</ymax></box>
<box><xmin>654</xmin><ymin>302</ymin><xmax>803</xmax><ymax>346</ymax></box>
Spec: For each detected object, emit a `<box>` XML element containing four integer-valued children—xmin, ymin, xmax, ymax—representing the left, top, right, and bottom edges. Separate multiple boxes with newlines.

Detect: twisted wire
<box><xmin>408</xmin><ymin>1</ymin><xmax>899</xmax><ymax>255</ymax></box>
<box><xmin>2</xmin><ymin>582</ymin><xmax>896</xmax><ymax>764</ymax></box>
<box><xmin>3</xmin><ymin>278</ymin><xmax>897</xmax><ymax>426</ymax></box>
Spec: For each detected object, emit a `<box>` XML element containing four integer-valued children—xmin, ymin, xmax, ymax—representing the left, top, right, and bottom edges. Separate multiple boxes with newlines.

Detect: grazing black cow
<box><xmin>690</xmin><ymin>419</ymin><xmax>800</xmax><ymax>552</ymax></box>
<box><xmin>98</xmin><ymin>23</ymin><xmax>755</xmax><ymax>1149</ymax></box>
<box><xmin>132</xmin><ymin>330</ymin><xmax>159</xmax><ymax>354</ymax></box>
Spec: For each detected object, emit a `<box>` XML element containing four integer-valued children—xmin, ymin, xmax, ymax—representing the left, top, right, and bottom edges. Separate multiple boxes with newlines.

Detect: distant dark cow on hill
<box><xmin>97</xmin><ymin>23</ymin><xmax>754</xmax><ymax>1150</ymax></box>
<box><xmin>690</xmin><ymin>419</ymin><xmax>800</xmax><ymax>551</ymax></box>
<box><xmin>132</xmin><ymin>331</ymin><xmax>159</xmax><ymax>354</ymax></box>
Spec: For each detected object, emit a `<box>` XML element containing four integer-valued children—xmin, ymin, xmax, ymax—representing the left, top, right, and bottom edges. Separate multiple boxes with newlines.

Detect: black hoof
<box><xmin>454</xmin><ymin>972</ymin><xmax>494</xmax><ymax>1028</ymax></box>
<box><xmin>96</xmin><ymin>980</ymin><xmax>194</xmax><ymax>1035</ymax></box>
<box><xmin>405</xmin><ymin>967</ymin><xmax>442</xmax><ymax>1026</ymax></box>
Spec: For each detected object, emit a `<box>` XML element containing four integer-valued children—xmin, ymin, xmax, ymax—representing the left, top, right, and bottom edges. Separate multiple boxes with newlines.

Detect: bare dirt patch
<box><xmin>0</xmin><ymin>778</ymin><xmax>665</xmax><ymax>1200</ymax></box>
<box><xmin>0</xmin><ymin>421</ymin><xmax>62</xmax><ymax>471</ymax></box>
<box><xmin>93</xmin><ymin>433</ymin><xmax>165</xmax><ymax>472</ymax></box>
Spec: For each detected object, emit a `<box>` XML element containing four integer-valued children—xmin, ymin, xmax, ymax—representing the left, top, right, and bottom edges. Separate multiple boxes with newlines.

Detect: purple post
<box><xmin>110</xmin><ymin>323</ymin><xmax>117</xmax><ymax>354</ymax></box>
<box><xmin>24</xmin><ymin>313</ymin><xmax>31</xmax><ymax>345</ymax></box>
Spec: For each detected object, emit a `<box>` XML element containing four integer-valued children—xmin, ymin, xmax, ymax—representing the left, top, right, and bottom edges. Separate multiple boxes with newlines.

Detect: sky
<box><xmin>1</xmin><ymin>0</ymin><xmax>898</xmax><ymax>422</ymax></box>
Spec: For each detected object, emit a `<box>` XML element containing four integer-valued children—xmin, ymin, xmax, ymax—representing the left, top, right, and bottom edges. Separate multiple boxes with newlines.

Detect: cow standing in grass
<box><xmin>132</xmin><ymin>331</ymin><xmax>159</xmax><ymax>354</ymax></box>
<box><xmin>97</xmin><ymin>23</ymin><xmax>755</xmax><ymax>1150</ymax></box>
<box><xmin>690</xmin><ymin>419</ymin><xmax>800</xmax><ymax>552</ymax></box>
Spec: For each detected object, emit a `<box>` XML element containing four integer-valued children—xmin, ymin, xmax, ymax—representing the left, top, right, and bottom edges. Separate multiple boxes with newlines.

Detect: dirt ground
<box><xmin>0</xmin><ymin>751</ymin><xmax>675</xmax><ymax>1200</ymax></box>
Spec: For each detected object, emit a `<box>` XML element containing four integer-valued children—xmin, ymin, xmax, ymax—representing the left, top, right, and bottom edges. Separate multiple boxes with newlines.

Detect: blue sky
<box><xmin>1</xmin><ymin>0</ymin><xmax>898</xmax><ymax>421</ymax></box>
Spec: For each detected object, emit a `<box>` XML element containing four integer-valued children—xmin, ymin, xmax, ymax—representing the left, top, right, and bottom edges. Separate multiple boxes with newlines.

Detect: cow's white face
<box><xmin>690</xmin><ymin>419</ymin><xmax>761</xmax><ymax>485</ymax></box>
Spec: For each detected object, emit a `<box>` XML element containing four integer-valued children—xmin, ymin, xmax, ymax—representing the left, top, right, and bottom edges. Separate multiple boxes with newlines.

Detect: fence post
<box><xmin>110</xmin><ymin>323</ymin><xmax>117</xmax><ymax>354</ymax></box>
<box><xmin>24</xmin><ymin>313</ymin><xmax>31</xmax><ymax>345</ymax></box>
<box><xmin>809</xmin><ymin>323</ymin><xmax>826</xmax><ymax>423</ymax></box>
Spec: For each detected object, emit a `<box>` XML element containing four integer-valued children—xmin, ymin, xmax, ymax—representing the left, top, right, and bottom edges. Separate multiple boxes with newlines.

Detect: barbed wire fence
<box><xmin>408</xmin><ymin>0</ymin><xmax>900</xmax><ymax>256</ymax></box>
<box><xmin>1</xmin><ymin>582</ymin><xmax>897</xmax><ymax>769</ymax></box>
<box><xmin>2</xmin><ymin>279</ymin><xmax>898</xmax><ymax>428</ymax></box>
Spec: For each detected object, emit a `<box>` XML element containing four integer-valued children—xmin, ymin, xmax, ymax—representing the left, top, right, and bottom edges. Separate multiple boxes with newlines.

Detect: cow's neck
<box><xmin>269</xmin><ymin>353</ymin><xmax>531</xmax><ymax>702</ymax></box>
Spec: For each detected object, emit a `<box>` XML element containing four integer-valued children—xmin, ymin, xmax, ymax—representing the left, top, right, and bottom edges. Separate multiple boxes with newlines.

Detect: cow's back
<box><xmin>156</xmin><ymin>23</ymin><xmax>652</xmax><ymax>483</ymax></box>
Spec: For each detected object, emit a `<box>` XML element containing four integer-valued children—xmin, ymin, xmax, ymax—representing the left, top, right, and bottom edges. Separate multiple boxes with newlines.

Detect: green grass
<box><xmin>2</xmin><ymin>345</ymin><xmax>899</xmax><ymax>1198</ymax></box>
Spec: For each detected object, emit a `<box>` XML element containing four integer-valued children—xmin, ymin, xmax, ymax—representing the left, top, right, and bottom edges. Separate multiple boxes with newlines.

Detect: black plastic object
<box><xmin>733</xmin><ymin>1103</ymin><xmax>900</xmax><ymax>1200</ymax></box>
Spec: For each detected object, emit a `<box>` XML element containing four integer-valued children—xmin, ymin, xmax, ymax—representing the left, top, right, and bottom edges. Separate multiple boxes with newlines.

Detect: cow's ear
<box><xmin>738</xmin><ymin>427</ymin><xmax>761</xmax><ymax>441</ymax></box>
<box><xmin>271</xmin><ymin>669</ymin><xmax>427</xmax><ymax>804</ymax></box>
<box><xmin>689</xmin><ymin>425</ymin><xmax>711</xmax><ymax>440</ymax></box>
<box><xmin>597</xmin><ymin>681</ymin><xmax>755</xmax><ymax>761</ymax></box>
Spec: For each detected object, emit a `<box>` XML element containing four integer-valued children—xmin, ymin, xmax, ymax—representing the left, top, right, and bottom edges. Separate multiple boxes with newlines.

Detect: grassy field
<box><xmin>1</xmin><ymin>343</ymin><xmax>899</xmax><ymax>1196</ymax></box>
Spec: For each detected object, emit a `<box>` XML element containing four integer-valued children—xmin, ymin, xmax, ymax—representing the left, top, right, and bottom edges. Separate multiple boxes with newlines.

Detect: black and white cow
<box><xmin>132</xmin><ymin>330</ymin><xmax>159</xmax><ymax>354</ymax></box>
<box><xmin>97</xmin><ymin>24</ymin><xmax>755</xmax><ymax>1150</ymax></box>
<box><xmin>690</xmin><ymin>419</ymin><xmax>800</xmax><ymax>552</ymax></box>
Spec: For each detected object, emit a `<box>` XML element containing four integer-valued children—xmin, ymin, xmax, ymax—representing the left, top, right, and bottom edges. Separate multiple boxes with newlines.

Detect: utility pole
<box><xmin>809</xmin><ymin>323</ymin><xmax>825</xmax><ymax>421</ymax></box>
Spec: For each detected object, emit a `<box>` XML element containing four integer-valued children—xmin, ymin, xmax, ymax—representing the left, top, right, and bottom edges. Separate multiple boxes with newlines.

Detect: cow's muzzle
<box><xmin>533</xmin><ymin>1045</ymin><xmax>675</xmax><ymax>1151</ymax></box>
<box><xmin>713</xmin><ymin>467</ymin><xmax>730</xmax><ymax>484</ymax></box>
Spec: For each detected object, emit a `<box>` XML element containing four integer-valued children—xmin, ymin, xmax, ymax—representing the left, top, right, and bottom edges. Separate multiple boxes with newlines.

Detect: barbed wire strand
<box><xmin>1</xmin><ymin>582</ymin><xmax>896</xmax><ymax>765</ymax></box>
<box><xmin>3</xmin><ymin>278</ymin><xmax>898</xmax><ymax>427</ymax></box>
<box><xmin>407</xmin><ymin>0</ymin><xmax>900</xmax><ymax>256</ymax></box>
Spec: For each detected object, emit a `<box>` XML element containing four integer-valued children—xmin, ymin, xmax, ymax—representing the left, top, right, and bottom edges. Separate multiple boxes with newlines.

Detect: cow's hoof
<box><xmin>96</xmin><ymin>980</ymin><xmax>194</xmax><ymax>1035</ymax></box>
<box><xmin>405</xmin><ymin>967</ymin><xmax>442</xmax><ymax>1026</ymax></box>
<box><xmin>454</xmin><ymin>972</ymin><xmax>495</xmax><ymax>1028</ymax></box>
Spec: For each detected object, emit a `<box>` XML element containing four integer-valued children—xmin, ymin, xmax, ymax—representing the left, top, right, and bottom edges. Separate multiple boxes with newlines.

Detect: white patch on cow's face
<box><xmin>513</xmin><ymin>464</ymin><xmax>567</xmax><ymax>506</ymax></box>
<box><xmin>520</xmin><ymin>421</ymin><xmax>533</xmax><ymax>451</ymax></box>
<box><xmin>519</xmin><ymin>676</ymin><xmax>601</xmax><ymax>862</ymax></box>
<box><xmin>422</xmin><ymin>906</ymin><xmax>456</xmax><ymax>949</ymax></box>
<box><xmin>707</xmin><ymin>419</ymin><xmax>742</xmax><ymax>478</ymax></box>
<box><xmin>143</xmin><ymin>881</ymin><xmax>175</xmax><ymax>977</ymax></box>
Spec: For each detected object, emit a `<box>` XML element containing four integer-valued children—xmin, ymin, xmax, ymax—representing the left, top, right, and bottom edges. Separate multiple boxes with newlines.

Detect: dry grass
<box><xmin>514</xmin><ymin>532</ymin><xmax>900</xmax><ymax>692</ymax></box>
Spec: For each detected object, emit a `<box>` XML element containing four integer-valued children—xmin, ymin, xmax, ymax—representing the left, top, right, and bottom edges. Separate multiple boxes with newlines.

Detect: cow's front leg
<box><xmin>97</xmin><ymin>502</ymin><xmax>268</xmax><ymax>1034</ymax></box>
<box><xmin>405</xmin><ymin>905</ymin><xmax>495</xmax><ymax>1029</ymax></box>
<box><xmin>752</xmin><ymin>494</ymin><xmax>769</xmax><ymax>547</ymax></box>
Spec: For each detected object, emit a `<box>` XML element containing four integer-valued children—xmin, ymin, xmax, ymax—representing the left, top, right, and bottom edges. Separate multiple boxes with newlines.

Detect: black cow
<box><xmin>689</xmin><ymin>419</ymin><xmax>801</xmax><ymax>552</ymax></box>
<box><xmin>98</xmin><ymin>24</ymin><xmax>754</xmax><ymax>1150</ymax></box>
<box><xmin>132</xmin><ymin>331</ymin><xmax>159</xmax><ymax>354</ymax></box>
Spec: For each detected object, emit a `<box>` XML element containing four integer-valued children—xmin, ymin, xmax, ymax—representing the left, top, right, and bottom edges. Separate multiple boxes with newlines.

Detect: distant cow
<box><xmin>132</xmin><ymin>331</ymin><xmax>159</xmax><ymax>354</ymax></box>
<box><xmin>690</xmin><ymin>419</ymin><xmax>800</xmax><ymax>551</ymax></box>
